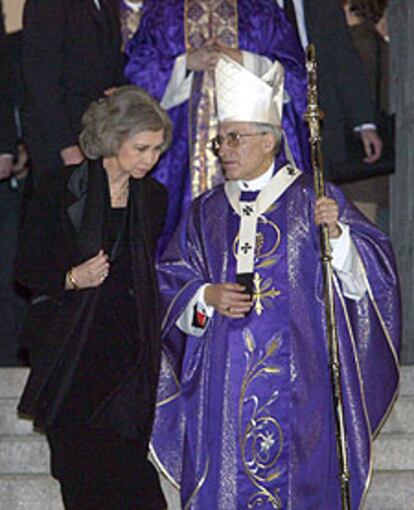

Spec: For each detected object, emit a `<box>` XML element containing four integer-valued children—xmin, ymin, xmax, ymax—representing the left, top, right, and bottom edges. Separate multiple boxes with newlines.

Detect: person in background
<box><xmin>152</xmin><ymin>56</ymin><xmax>400</xmax><ymax>509</ymax></box>
<box><xmin>15</xmin><ymin>86</ymin><xmax>172</xmax><ymax>510</ymax></box>
<box><xmin>0</xmin><ymin>30</ymin><xmax>28</xmax><ymax>366</ymax></box>
<box><xmin>342</xmin><ymin>0</ymin><xmax>391</xmax><ymax>231</ymax></box>
<box><xmin>22</xmin><ymin>0</ymin><xmax>126</xmax><ymax>186</ymax></box>
<box><xmin>279</xmin><ymin>0</ymin><xmax>383</xmax><ymax>180</ymax></box>
<box><xmin>125</xmin><ymin>0</ymin><xmax>310</xmax><ymax>253</ymax></box>
<box><xmin>344</xmin><ymin>0</ymin><xmax>389</xmax><ymax>114</ymax></box>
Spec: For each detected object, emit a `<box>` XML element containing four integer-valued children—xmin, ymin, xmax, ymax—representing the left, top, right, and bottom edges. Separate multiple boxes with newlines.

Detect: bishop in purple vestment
<box><xmin>151</xmin><ymin>58</ymin><xmax>400</xmax><ymax>509</ymax></box>
<box><xmin>125</xmin><ymin>0</ymin><xmax>310</xmax><ymax>253</ymax></box>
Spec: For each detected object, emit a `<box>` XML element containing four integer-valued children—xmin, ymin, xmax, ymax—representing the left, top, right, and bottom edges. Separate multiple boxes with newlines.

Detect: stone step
<box><xmin>364</xmin><ymin>470</ymin><xmax>414</xmax><ymax>510</ymax></box>
<box><xmin>3</xmin><ymin>471</ymin><xmax>409</xmax><ymax>510</ymax></box>
<box><xmin>0</xmin><ymin>398</ymin><xmax>34</xmax><ymax>436</ymax></box>
<box><xmin>0</xmin><ymin>435</ymin><xmax>50</xmax><ymax>474</ymax></box>
<box><xmin>0</xmin><ymin>366</ymin><xmax>412</xmax><ymax>510</ymax></box>
<box><xmin>381</xmin><ymin>395</ymin><xmax>414</xmax><ymax>434</ymax></box>
<box><xmin>0</xmin><ymin>439</ymin><xmax>411</xmax><ymax>509</ymax></box>
<box><xmin>0</xmin><ymin>474</ymin><xmax>63</xmax><ymax>510</ymax></box>
<box><xmin>0</xmin><ymin>368</ymin><xmax>28</xmax><ymax>399</ymax></box>
<box><xmin>374</xmin><ymin>432</ymin><xmax>414</xmax><ymax>471</ymax></box>
<box><xmin>399</xmin><ymin>365</ymin><xmax>414</xmax><ymax>396</ymax></box>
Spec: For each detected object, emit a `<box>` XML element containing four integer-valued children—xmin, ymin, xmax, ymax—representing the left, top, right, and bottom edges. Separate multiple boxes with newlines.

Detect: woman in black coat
<box><xmin>15</xmin><ymin>85</ymin><xmax>172</xmax><ymax>510</ymax></box>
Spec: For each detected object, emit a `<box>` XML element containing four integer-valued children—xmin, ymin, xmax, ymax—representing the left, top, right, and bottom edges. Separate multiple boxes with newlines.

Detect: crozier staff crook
<box><xmin>304</xmin><ymin>44</ymin><xmax>352</xmax><ymax>510</ymax></box>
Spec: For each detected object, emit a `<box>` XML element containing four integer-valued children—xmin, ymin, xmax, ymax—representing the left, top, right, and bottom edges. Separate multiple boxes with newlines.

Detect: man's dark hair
<box><xmin>350</xmin><ymin>0</ymin><xmax>388</xmax><ymax>23</ymax></box>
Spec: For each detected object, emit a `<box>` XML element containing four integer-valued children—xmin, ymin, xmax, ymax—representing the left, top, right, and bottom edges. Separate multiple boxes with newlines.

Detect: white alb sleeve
<box><xmin>161</xmin><ymin>54</ymin><xmax>194</xmax><ymax>110</ymax></box>
<box><xmin>330</xmin><ymin>222</ymin><xmax>367</xmax><ymax>300</ymax></box>
<box><xmin>354</xmin><ymin>123</ymin><xmax>377</xmax><ymax>132</ymax></box>
<box><xmin>161</xmin><ymin>51</ymin><xmax>273</xmax><ymax>110</ymax></box>
<box><xmin>176</xmin><ymin>284</ymin><xmax>215</xmax><ymax>336</ymax></box>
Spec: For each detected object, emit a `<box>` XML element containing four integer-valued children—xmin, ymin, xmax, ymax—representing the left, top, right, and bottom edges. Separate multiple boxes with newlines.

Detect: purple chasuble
<box><xmin>152</xmin><ymin>171</ymin><xmax>400</xmax><ymax>509</ymax></box>
<box><xmin>125</xmin><ymin>0</ymin><xmax>310</xmax><ymax>253</ymax></box>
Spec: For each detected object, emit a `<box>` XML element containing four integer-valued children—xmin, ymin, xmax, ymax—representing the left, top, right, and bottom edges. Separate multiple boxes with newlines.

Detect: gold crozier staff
<box><xmin>304</xmin><ymin>44</ymin><xmax>352</xmax><ymax>510</ymax></box>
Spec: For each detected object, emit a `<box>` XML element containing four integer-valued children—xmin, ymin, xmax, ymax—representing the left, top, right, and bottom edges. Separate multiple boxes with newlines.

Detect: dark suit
<box><xmin>350</xmin><ymin>20</ymin><xmax>389</xmax><ymax>114</ymax></box>
<box><xmin>0</xmin><ymin>31</ymin><xmax>23</xmax><ymax>157</ymax></box>
<box><xmin>0</xmin><ymin>32</ymin><xmax>27</xmax><ymax>366</ymax></box>
<box><xmin>0</xmin><ymin>1</ymin><xmax>5</xmax><ymax>39</ymax></box>
<box><xmin>301</xmin><ymin>0</ymin><xmax>376</xmax><ymax>175</ymax></box>
<box><xmin>22</xmin><ymin>0</ymin><xmax>126</xmax><ymax>181</ymax></box>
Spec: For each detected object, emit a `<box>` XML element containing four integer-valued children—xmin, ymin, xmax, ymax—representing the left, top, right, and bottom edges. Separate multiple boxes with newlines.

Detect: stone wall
<box><xmin>389</xmin><ymin>2</ymin><xmax>414</xmax><ymax>364</ymax></box>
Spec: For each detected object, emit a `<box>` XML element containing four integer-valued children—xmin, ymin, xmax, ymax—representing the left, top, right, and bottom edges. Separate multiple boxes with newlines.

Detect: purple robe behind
<box><xmin>153</xmin><ymin>173</ymin><xmax>400</xmax><ymax>509</ymax></box>
<box><xmin>125</xmin><ymin>0</ymin><xmax>310</xmax><ymax>252</ymax></box>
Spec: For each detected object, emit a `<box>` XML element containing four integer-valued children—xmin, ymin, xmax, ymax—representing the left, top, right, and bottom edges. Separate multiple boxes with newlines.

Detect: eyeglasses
<box><xmin>209</xmin><ymin>131</ymin><xmax>267</xmax><ymax>156</ymax></box>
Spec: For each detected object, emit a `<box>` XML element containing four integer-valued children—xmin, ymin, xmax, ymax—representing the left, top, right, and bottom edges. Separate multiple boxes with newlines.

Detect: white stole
<box><xmin>224</xmin><ymin>164</ymin><xmax>302</xmax><ymax>275</ymax></box>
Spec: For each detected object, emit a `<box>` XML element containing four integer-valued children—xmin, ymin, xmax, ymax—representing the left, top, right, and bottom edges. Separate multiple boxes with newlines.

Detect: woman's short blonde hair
<box><xmin>79</xmin><ymin>85</ymin><xmax>173</xmax><ymax>159</ymax></box>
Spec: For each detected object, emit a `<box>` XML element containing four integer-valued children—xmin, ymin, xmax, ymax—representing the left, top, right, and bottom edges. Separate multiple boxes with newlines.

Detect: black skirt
<box><xmin>46</xmin><ymin>424</ymin><xmax>166</xmax><ymax>510</ymax></box>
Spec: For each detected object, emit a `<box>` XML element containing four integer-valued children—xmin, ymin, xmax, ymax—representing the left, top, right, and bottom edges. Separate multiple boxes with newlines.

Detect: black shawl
<box><xmin>16</xmin><ymin>160</ymin><xmax>167</xmax><ymax>436</ymax></box>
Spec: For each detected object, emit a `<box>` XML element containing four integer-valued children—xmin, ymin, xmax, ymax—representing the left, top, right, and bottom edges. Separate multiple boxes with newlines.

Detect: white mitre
<box><xmin>215</xmin><ymin>55</ymin><xmax>285</xmax><ymax>127</ymax></box>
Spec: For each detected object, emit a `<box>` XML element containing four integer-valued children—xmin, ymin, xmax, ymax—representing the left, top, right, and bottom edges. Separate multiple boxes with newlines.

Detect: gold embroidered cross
<box><xmin>253</xmin><ymin>272</ymin><xmax>281</xmax><ymax>316</ymax></box>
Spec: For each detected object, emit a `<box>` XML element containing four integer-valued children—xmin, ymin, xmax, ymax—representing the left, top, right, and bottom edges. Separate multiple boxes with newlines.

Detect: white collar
<box><xmin>93</xmin><ymin>0</ymin><xmax>101</xmax><ymax>11</ymax></box>
<box><xmin>225</xmin><ymin>164</ymin><xmax>302</xmax><ymax>275</ymax></box>
<box><xmin>236</xmin><ymin>163</ymin><xmax>275</xmax><ymax>192</ymax></box>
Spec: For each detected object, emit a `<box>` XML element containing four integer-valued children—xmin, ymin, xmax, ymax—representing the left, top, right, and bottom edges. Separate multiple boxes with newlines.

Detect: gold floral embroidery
<box><xmin>239</xmin><ymin>328</ymin><xmax>284</xmax><ymax>509</ymax></box>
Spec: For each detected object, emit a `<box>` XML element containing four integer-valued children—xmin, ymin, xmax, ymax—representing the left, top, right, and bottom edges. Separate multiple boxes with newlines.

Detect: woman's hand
<box><xmin>204</xmin><ymin>283</ymin><xmax>253</xmax><ymax>318</ymax></box>
<box><xmin>314</xmin><ymin>197</ymin><xmax>341</xmax><ymax>238</ymax></box>
<box><xmin>66</xmin><ymin>250</ymin><xmax>110</xmax><ymax>290</ymax></box>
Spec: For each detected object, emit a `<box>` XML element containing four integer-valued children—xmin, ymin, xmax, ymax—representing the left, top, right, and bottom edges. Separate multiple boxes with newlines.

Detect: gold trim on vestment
<box><xmin>183</xmin><ymin>457</ymin><xmax>210</xmax><ymax>509</ymax></box>
<box><xmin>149</xmin><ymin>442</ymin><xmax>181</xmax><ymax>490</ymax></box>
<box><xmin>156</xmin><ymin>390</ymin><xmax>180</xmax><ymax>408</ymax></box>
<box><xmin>358</xmin><ymin>257</ymin><xmax>400</xmax><ymax>509</ymax></box>
<box><xmin>333</xmin><ymin>248</ymin><xmax>400</xmax><ymax>509</ymax></box>
<box><xmin>233</xmin><ymin>218</ymin><xmax>281</xmax><ymax>261</ymax></box>
<box><xmin>334</xmin><ymin>277</ymin><xmax>374</xmax><ymax>510</ymax></box>
<box><xmin>162</xmin><ymin>278</ymin><xmax>200</xmax><ymax>333</ymax></box>
<box><xmin>120</xmin><ymin>7</ymin><xmax>144</xmax><ymax>50</ymax></box>
<box><xmin>185</xmin><ymin>0</ymin><xmax>238</xmax><ymax>198</ymax></box>
<box><xmin>360</xmin><ymin>264</ymin><xmax>400</xmax><ymax>435</ymax></box>
<box><xmin>156</xmin><ymin>352</ymin><xmax>181</xmax><ymax>407</ymax></box>
<box><xmin>238</xmin><ymin>328</ymin><xmax>284</xmax><ymax>509</ymax></box>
